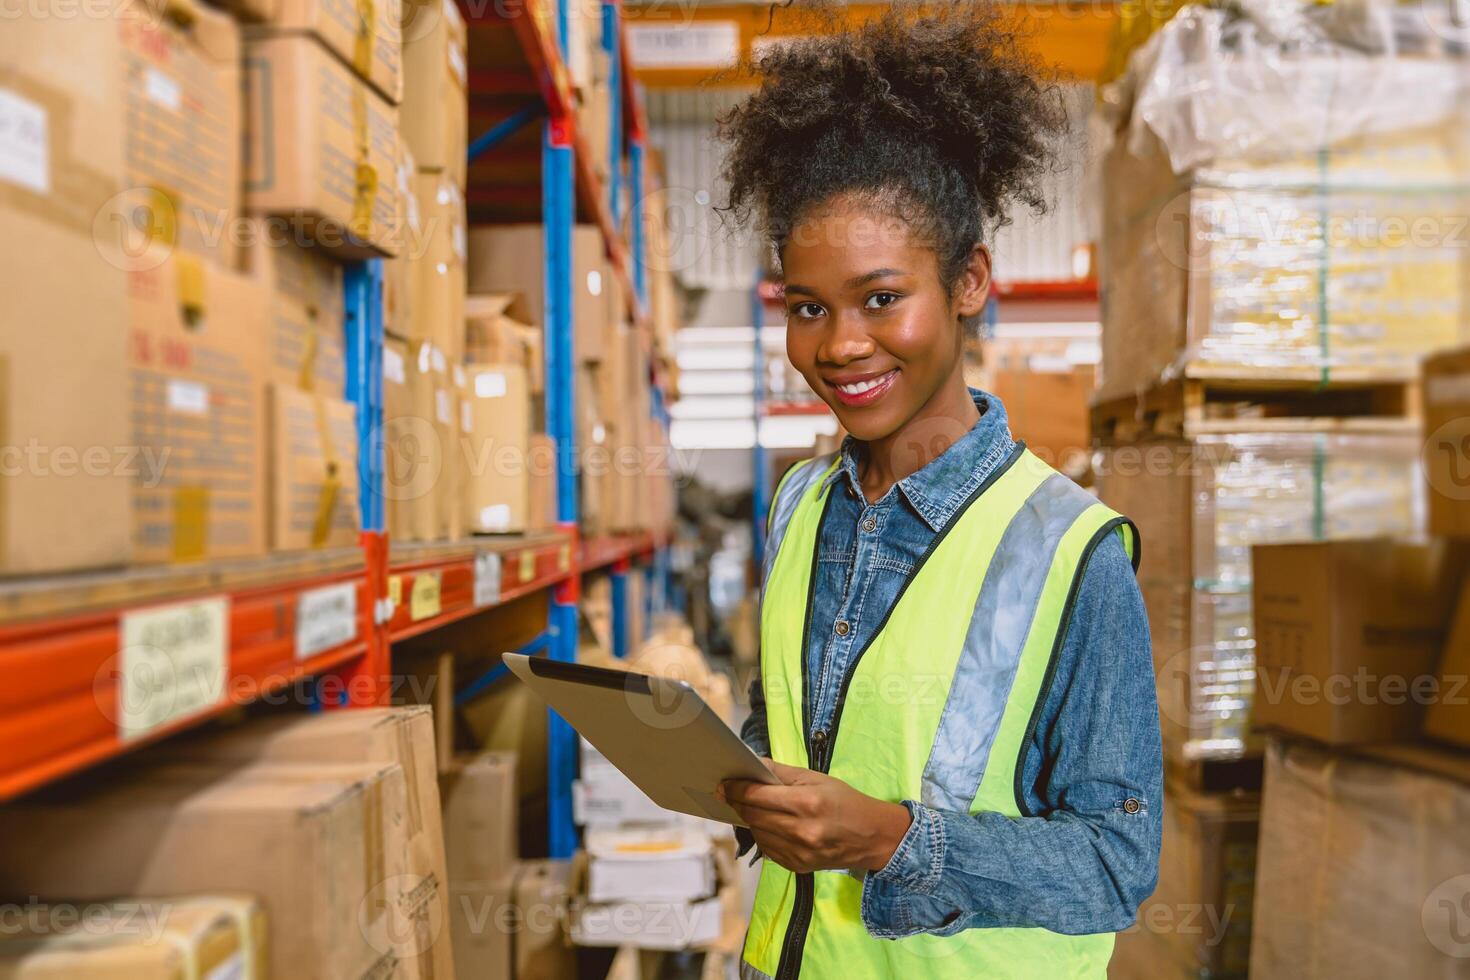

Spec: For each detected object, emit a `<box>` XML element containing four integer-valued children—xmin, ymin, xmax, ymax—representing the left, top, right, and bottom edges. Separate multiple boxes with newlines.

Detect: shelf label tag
<box><xmin>474</xmin><ymin>552</ymin><xmax>502</xmax><ymax>607</ymax></box>
<box><xmin>296</xmin><ymin>582</ymin><xmax>358</xmax><ymax>660</ymax></box>
<box><xmin>518</xmin><ymin>550</ymin><xmax>536</xmax><ymax>582</ymax></box>
<box><xmin>410</xmin><ymin>571</ymin><xmax>442</xmax><ymax>621</ymax></box>
<box><xmin>558</xmin><ymin>544</ymin><xmax>572</xmax><ymax>573</ymax></box>
<box><xmin>388</xmin><ymin>574</ymin><xmax>403</xmax><ymax>606</ymax></box>
<box><xmin>117</xmin><ymin>597</ymin><xmax>228</xmax><ymax>742</ymax></box>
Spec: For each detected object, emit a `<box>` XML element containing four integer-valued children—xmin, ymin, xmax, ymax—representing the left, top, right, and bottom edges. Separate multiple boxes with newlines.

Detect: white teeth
<box><xmin>835</xmin><ymin>372</ymin><xmax>893</xmax><ymax>395</ymax></box>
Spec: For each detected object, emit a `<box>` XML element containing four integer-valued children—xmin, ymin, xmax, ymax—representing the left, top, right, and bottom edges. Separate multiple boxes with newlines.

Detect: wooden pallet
<box><xmin>1091</xmin><ymin>365</ymin><xmax>1421</xmax><ymax>444</ymax></box>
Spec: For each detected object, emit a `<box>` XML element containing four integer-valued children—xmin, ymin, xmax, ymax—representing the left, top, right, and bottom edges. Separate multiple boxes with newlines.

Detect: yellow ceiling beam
<box><xmin>626</xmin><ymin>2</ymin><xmax>1121</xmax><ymax>87</ymax></box>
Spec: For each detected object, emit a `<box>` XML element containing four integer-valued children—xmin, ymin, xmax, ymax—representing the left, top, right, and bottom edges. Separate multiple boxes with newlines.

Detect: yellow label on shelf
<box><xmin>558</xmin><ymin>544</ymin><xmax>572</xmax><ymax>574</ymax></box>
<box><xmin>519</xmin><ymin>550</ymin><xmax>536</xmax><ymax>582</ymax></box>
<box><xmin>410</xmin><ymin>572</ymin><xmax>442</xmax><ymax>621</ymax></box>
<box><xmin>388</xmin><ymin>575</ymin><xmax>402</xmax><ymax>606</ymax></box>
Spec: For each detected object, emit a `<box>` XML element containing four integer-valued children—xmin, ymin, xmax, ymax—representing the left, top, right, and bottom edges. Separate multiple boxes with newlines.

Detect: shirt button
<box><xmin>1123</xmin><ymin>798</ymin><xmax>1142</xmax><ymax>815</ymax></box>
<box><xmin>834</xmin><ymin>620</ymin><xmax>850</xmax><ymax>637</ymax></box>
<box><xmin>861</xmin><ymin>516</ymin><xmax>877</xmax><ymax>533</ymax></box>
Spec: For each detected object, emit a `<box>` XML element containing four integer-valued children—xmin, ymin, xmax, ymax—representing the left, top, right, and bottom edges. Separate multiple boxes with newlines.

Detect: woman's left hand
<box><xmin>719</xmin><ymin>760</ymin><xmax>913</xmax><ymax>874</ymax></box>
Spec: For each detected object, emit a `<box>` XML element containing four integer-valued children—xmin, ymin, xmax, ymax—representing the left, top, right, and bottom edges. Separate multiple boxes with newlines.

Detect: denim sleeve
<box><xmin>859</xmin><ymin>533</ymin><xmax>1163</xmax><ymax>938</ymax></box>
<box><xmin>740</xmin><ymin>672</ymin><xmax>771</xmax><ymax>757</ymax></box>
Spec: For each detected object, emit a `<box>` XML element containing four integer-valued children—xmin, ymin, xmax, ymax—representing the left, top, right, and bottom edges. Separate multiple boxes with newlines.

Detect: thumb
<box><xmin>765</xmin><ymin>759</ymin><xmax>813</xmax><ymax>784</ymax></box>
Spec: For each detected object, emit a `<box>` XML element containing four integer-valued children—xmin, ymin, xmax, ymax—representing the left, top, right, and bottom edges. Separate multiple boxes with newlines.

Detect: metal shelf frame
<box><xmin>0</xmin><ymin>0</ymin><xmax>672</xmax><ymax>846</ymax></box>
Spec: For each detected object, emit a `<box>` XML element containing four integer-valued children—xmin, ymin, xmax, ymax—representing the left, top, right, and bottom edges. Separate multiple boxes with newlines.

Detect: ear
<box><xmin>954</xmin><ymin>244</ymin><xmax>992</xmax><ymax>318</ymax></box>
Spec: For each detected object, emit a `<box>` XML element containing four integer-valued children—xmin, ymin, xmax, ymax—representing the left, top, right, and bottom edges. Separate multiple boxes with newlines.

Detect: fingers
<box><xmin>720</xmin><ymin>778</ymin><xmax>806</xmax><ymax>814</ymax></box>
<box><xmin>764</xmin><ymin>760</ymin><xmax>813</xmax><ymax>783</ymax></box>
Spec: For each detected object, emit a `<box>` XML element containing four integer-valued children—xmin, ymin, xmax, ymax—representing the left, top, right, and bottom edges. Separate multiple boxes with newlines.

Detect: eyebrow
<box><xmin>783</xmin><ymin>268</ymin><xmax>908</xmax><ymax>297</ymax></box>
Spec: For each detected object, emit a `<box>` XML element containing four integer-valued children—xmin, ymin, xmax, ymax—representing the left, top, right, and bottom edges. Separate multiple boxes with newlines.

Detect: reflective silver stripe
<box><xmin>919</xmin><ymin>473</ymin><xmax>1098</xmax><ymax>812</ymax></box>
<box><xmin>740</xmin><ymin>960</ymin><xmax>776</xmax><ymax>980</ymax></box>
<box><xmin>759</xmin><ymin>453</ymin><xmax>838</xmax><ymax>600</ymax></box>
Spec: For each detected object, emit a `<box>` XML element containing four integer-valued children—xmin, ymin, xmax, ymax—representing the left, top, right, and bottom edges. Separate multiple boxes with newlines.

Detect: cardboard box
<box><xmin>411</xmin><ymin>170</ymin><xmax>467</xmax><ymax>359</ymax></box>
<box><xmin>120</xmin><ymin>0</ymin><xmax>242</xmax><ymax>267</ymax></box>
<box><xmin>446</xmin><ymin>878</ymin><xmax>514</xmax><ymax>980</ymax></box>
<box><xmin>464</xmin><ymin>363</ymin><xmax>530</xmax><ymax>533</ymax></box>
<box><xmin>466</xmin><ymin>293</ymin><xmax>536</xmax><ymax>369</ymax></box>
<box><xmin>1423</xmin><ymin>346</ymin><xmax>1470</xmax><ymax>538</ymax></box>
<box><xmin>129</xmin><ymin>254</ymin><xmax>269</xmax><ymax>563</ymax></box>
<box><xmin>511</xmin><ymin>860</ymin><xmax>575</xmax><ymax>980</ymax></box>
<box><xmin>401</xmin><ymin>0</ymin><xmax>467</xmax><ymax>183</ymax></box>
<box><xmin>0</xmin><ymin>15</ymin><xmax>131</xmax><ymax>574</ymax></box>
<box><xmin>267</xmin><ymin>383</ymin><xmax>361</xmax><ymax>551</ymax></box>
<box><xmin>385</xmin><ymin>339</ymin><xmax>450</xmax><ymax>541</ymax></box>
<box><xmin>990</xmin><ymin>366</ymin><xmax>1093</xmax><ymax>472</ymax></box>
<box><xmin>240</xmin><ymin>0</ymin><xmax>402</xmax><ymax>104</ymax></box>
<box><xmin>1109</xmin><ymin>784</ymin><xmax>1258</xmax><ymax>980</ymax></box>
<box><xmin>1252</xmin><ymin>540</ymin><xmax>1464</xmax><ymax>745</ymax></box>
<box><xmin>1251</xmin><ymin>738</ymin><xmax>1470</xmax><ymax>979</ymax></box>
<box><xmin>242</xmin><ymin>220</ymin><xmax>347</xmax><ymax>394</ymax></box>
<box><xmin>467</xmin><ymin>224</ymin><xmax>608</xmax><ymax>364</ymax></box>
<box><xmin>528</xmin><ymin>433</ymin><xmax>558</xmax><ymax>531</ymax></box>
<box><xmin>384</xmin><ymin>146</ymin><xmax>418</xmax><ymax>340</ymax></box>
<box><xmin>569</xmin><ymin>895</ymin><xmax>722</xmax><ymax>951</ymax></box>
<box><xmin>1426</xmin><ymin>572</ymin><xmax>1470</xmax><ymax>749</ymax></box>
<box><xmin>0</xmin><ymin>767</ymin><xmax>397</xmax><ymax>980</ymax></box>
<box><xmin>442</xmin><ymin>751</ymin><xmax>519</xmax><ymax>888</ymax></box>
<box><xmin>0</xmin><ymin>896</ymin><xmax>267</xmax><ymax>980</ymax></box>
<box><xmin>585</xmin><ymin>826</ymin><xmax>715</xmax><ymax>903</ymax></box>
<box><xmin>244</xmin><ymin>36</ymin><xmax>402</xmax><ymax>257</ymax></box>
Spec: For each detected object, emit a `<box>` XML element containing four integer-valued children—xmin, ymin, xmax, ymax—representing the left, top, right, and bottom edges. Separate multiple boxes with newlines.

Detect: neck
<box><xmin>858</xmin><ymin>365</ymin><xmax>979</xmax><ymax>501</ymax></box>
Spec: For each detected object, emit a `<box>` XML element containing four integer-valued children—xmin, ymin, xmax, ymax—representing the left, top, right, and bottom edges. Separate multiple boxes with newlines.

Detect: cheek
<box><xmin>881</xmin><ymin>306</ymin><xmax>953</xmax><ymax>367</ymax></box>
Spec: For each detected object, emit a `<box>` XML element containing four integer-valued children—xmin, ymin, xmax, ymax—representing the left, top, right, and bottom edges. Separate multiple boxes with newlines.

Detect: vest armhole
<box><xmin>767</xmin><ymin>457</ymin><xmax>812</xmax><ymax>536</ymax></box>
<box><xmin>1011</xmin><ymin>514</ymin><xmax>1136</xmax><ymax>818</ymax></box>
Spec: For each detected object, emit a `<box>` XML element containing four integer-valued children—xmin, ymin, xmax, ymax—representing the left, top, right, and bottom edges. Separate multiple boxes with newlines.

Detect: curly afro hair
<box><xmin>716</xmin><ymin>1</ymin><xmax>1066</xmax><ymax>294</ymax></box>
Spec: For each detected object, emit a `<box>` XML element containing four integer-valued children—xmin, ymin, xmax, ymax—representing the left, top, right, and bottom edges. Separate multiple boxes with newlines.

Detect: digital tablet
<box><xmin>502</xmin><ymin>652</ymin><xmax>779</xmax><ymax>826</ymax></box>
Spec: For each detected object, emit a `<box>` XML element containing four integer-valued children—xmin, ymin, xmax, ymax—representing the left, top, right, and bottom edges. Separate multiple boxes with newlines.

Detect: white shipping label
<box><xmin>474</xmin><ymin>551</ymin><xmax>502</xmax><ymax>607</ymax></box>
<box><xmin>118</xmin><ymin>597</ymin><xmax>229</xmax><ymax>742</ymax></box>
<box><xmin>432</xmin><ymin>345</ymin><xmax>447</xmax><ymax>373</ymax></box>
<box><xmin>627</xmin><ymin>22</ymin><xmax>740</xmax><ymax>69</ymax></box>
<box><xmin>453</xmin><ymin>363</ymin><xmax>466</xmax><ymax>386</ymax></box>
<box><xmin>167</xmin><ymin>379</ymin><xmax>210</xmax><ymax>415</ymax></box>
<box><xmin>145</xmin><ymin>68</ymin><xmax>182</xmax><ymax>112</ymax></box>
<box><xmin>453</xmin><ymin>222</ymin><xmax>467</xmax><ymax>264</ymax></box>
<box><xmin>479</xmin><ymin>504</ymin><xmax>512</xmax><ymax>531</ymax></box>
<box><xmin>586</xmin><ymin>269</ymin><xmax>603</xmax><ymax>297</ymax></box>
<box><xmin>461</xmin><ymin>401</ymin><xmax>472</xmax><ymax>433</ymax></box>
<box><xmin>205</xmin><ymin>953</ymin><xmax>245</xmax><ymax>980</ymax></box>
<box><xmin>436</xmin><ymin>389</ymin><xmax>452</xmax><ymax>424</ymax></box>
<box><xmin>0</xmin><ymin>89</ymin><xmax>49</xmax><ymax>194</ymax></box>
<box><xmin>383</xmin><ymin>345</ymin><xmax>406</xmax><ymax>384</ymax></box>
<box><xmin>475</xmin><ymin>372</ymin><xmax>508</xmax><ymax>399</ymax></box>
<box><xmin>296</xmin><ymin>582</ymin><xmax>358</xmax><ymax>660</ymax></box>
<box><xmin>418</xmin><ymin>341</ymin><xmax>432</xmax><ymax>373</ymax></box>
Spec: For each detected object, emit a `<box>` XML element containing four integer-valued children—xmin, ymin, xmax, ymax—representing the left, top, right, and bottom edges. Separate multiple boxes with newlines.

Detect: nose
<box><xmin>817</xmin><ymin>310</ymin><xmax>876</xmax><ymax>367</ymax></box>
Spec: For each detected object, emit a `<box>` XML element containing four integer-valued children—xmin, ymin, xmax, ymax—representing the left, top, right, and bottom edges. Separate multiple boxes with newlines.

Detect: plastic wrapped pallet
<box><xmin>1095</xmin><ymin>4</ymin><xmax>1470</xmax><ymax>400</ymax></box>
<box><xmin>1109</xmin><ymin>785</ymin><xmax>1259</xmax><ymax>980</ymax></box>
<box><xmin>1096</xmin><ymin>430</ymin><xmax>1422</xmax><ymax>761</ymax></box>
<box><xmin>1251</xmin><ymin>738</ymin><xmax>1470</xmax><ymax>978</ymax></box>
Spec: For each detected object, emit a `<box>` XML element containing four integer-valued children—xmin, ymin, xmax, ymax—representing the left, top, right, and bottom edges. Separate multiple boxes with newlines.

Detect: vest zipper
<box><xmin>772</xmin><ymin>443</ymin><xmax>1024</xmax><ymax>980</ymax></box>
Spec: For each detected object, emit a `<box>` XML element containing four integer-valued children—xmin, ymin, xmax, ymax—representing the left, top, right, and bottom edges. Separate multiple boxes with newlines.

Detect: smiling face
<box><xmin>780</xmin><ymin>197</ymin><xmax>991</xmax><ymax>445</ymax></box>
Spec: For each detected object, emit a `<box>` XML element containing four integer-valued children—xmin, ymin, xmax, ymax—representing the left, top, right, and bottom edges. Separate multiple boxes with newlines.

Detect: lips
<box><xmin>827</xmin><ymin>369</ymin><xmax>898</xmax><ymax>407</ymax></box>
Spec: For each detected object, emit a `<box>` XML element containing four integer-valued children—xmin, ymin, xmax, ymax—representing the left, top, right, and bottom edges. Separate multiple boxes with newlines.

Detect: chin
<box><xmin>831</xmin><ymin>406</ymin><xmax>901</xmax><ymax>444</ymax></box>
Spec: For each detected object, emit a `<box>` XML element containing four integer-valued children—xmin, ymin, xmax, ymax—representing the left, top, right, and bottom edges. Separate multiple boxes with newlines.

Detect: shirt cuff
<box><xmin>871</xmin><ymin>800</ymin><xmax>945</xmax><ymax>896</ymax></box>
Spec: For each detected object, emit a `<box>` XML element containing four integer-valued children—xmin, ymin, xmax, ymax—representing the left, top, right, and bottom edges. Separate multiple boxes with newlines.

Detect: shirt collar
<box><xmin>821</xmin><ymin>388</ymin><xmax>1017</xmax><ymax>532</ymax></box>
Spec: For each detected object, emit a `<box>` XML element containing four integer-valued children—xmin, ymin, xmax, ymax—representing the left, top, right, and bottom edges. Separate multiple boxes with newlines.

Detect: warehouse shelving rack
<box><xmin>0</xmin><ymin>0</ymin><xmax>669</xmax><ymax>862</ymax></box>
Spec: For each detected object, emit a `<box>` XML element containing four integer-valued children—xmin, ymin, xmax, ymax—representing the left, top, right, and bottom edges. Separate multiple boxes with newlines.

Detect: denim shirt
<box><xmin>740</xmin><ymin>389</ymin><xmax>1162</xmax><ymax>939</ymax></box>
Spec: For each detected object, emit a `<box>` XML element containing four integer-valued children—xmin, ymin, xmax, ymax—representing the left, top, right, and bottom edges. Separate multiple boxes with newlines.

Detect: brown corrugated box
<box><xmin>244</xmin><ymin>35</ymin><xmax>402</xmax><ymax>257</ymax></box>
<box><xmin>466</xmin><ymin>293</ymin><xmax>539</xmax><ymax>378</ymax></box>
<box><xmin>1252</xmin><ymin>539</ymin><xmax>1465</xmax><ymax>745</ymax></box>
<box><xmin>157</xmin><ymin>707</ymin><xmax>453</xmax><ymax>980</ymax></box>
<box><xmin>401</xmin><ymin>0</ymin><xmax>467</xmax><ymax>183</ymax></box>
<box><xmin>385</xmin><ymin>339</ymin><xmax>450</xmax><ymax>541</ymax></box>
<box><xmin>511</xmin><ymin>860</ymin><xmax>576</xmax><ymax>980</ymax></box>
<box><xmin>241</xmin><ymin>219</ymin><xmax>347</xmax><ymax>394</ymax></box>
<box><xmin>266</xmin><ymin>383</ymin><xmax>361</xmax><ymax>551</ymax></box>
<box><xmin>442</xmin><ymin>751</ymin><xmax>518</xmax><ymax>980</ymax></box>
<box><xmin>411</xmin><ymin>170</ymin><xmax>467</xmax><ymax>361</ymax></box>
<box><xmin>1423</xmin><ymin>346</ymin><xmax>1470</xmax><ymax>539</ymax></box>
<box><xmin>1250</xmin><ymin>738</ymin><xmax>1470</xmax><ymax>979</ymax></box>
<box><xmin>446</xmin><ymin>360</ymin><xmax>469</xmax><ymax>540</ymax></box>
<box><xmin>238</xmin><ymin>0</ymin><xmax>403</xmax><ymax>104</ymax></box>
<box><xmin>467</xmin><ymin>224</ymin><xmax>607</xmax><ymax>364</ymax></box>
<box><xmin>0</xmin><ymin>14</ymin><xmax>131</xmax><ymax>574</ymax></box>
<box><xmin>1426</xmin><ymin>572</ymin><xmax>1470</xmax><ymax>750</ymax></box>
<box><xmin>528</xmin><ymin>433</ymin><xmax>558</xmax><ymax>531</ymax></box>
<box><xmin>121</xmin><ymin>0</ymin><xmax>243</xmax><ymax>268</ymax></box>
<box><xmin>0</xmin><ymin>895</ymin><xmax>267</xmax><ymax>980</ymax></box>
<box><xmin>0</xmin><ymin>766</ymin><xmax>399</xmax><ymax>980</ymax></box>
<box><xmin>383</xmin><ymin>336</ymin><xmax>413</xmax><ymax>541</ymax></box>
<box><xmin>383</xmin><ymin>145</ymin><xmax>419</xmax><ymax>340</ymax></box>
<box><xmin>464</xmin><ymin>363</ymin><xmax>530</xmax><ymax>534</ymax></box>
<box><xmin>128</xmin><ymin>252</ymin><xmax>269</xmax><ymax>563</ymax></box>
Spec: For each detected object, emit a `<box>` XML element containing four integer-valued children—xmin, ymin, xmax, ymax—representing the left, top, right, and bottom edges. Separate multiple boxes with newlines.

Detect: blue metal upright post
<box><xmin>629</xmin><ymin>140</ymin><xmax>648</xmax><ymax>311</ymax></box>
<box><xmin>610</xmin><ymin>559</ymin><xmax>629</xmax><ymax>658</ymax></box>
<box><xmin>603</xmin><ymin>1</ymin><xmax>623</xmax><ymax>227</ymax></box>
<box><xmin>343</xmin><ymin>260</ymin><xmax>385</xmax><ymax>532</ymax></box>
<box><xmin>544</xmin><ymin>0</ymin><xmax>580</xmax><ymax>861</ymax></box>
<box><xmin>750</xmin><ymin>274</ymin><xmax>769</xmax><ymax>566</ymax></box>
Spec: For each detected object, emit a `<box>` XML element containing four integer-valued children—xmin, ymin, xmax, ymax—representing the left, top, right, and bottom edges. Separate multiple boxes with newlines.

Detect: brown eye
<box><xmin>790</xmin><ymin>302</ymin><xmax>825</xmax><ymax>319</ymax></box>
<box><xmin>864</xmin><ymin>292</ymin><xmax>899</xmax><ymax>310</ymax></box>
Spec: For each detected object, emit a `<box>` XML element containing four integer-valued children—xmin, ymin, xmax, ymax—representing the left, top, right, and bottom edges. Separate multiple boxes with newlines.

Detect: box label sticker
<box><xmin>388</xmin><ymin>574</ymin><xmax>403</xmax><ymax>606</ymax></box>
<box><xmin>383</xmin><ymin>345</ymin><xmax>406</xmax><ymax>384</ymax></box>
<box><xmin>436</xmin><ymin>389</ymin><xmax>451</xmax><ymax>424</ymax></box>
<box><xmin>479</xmin><ymin>503</ymin><xmax>511</xmax><ymax>531</ymax></box>
<box><xmin>296</xmin><ymin>582</ymin><xmax>358</xmax><ymax>659</ymax></box>
<box><xmin>474</xmin><ymin>551</ymin><xmax>502</xmax><ymax>607</ymax></box>
<box><xmin>475</xmin><ymin>372</ymin><xmax>507</xmax><ymax>398</ymax></box>
<box><xmin>145</xmin><ymin>68</ymin><xmax>182</xmax><ymax>112</ymax></box>
<box><xmin>118</xmin><ymin>597</ymin><xmax>228</xmax><ymax>741</ymax></box>
<box><xmin>167</xmin><ymin>379</ymin><xmax>209</xmax><ymax>415</ymax></box>
<box><xmin>627</xmin><ymin>22</ymin><xmax>740</xmax><ymax>69</ymax></box>
<box><xmin>461</xmin><ymin>400</ymin><xmax>472</xmax><ymax>434</ymax></box>
<box><xmin>518</xmin><ymin>549</ymin><xmax>536</xmax><ymax>581</ymax></box>
<box><xmin>410</xmin><ymin>571</ymin><xmax>442</xmax><ymax>621</ymax></box>
<box><xmin>0</xmin><ymin>89</ymin><xmax>49</xmax><ymax>195</ymax></box>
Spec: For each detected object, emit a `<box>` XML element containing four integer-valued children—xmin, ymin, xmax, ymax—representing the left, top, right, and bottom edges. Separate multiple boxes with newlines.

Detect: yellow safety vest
<box><xmin>742</xmin><ymin>446</ymin><xmax>1139</xmax><ymax>980</ymax></box>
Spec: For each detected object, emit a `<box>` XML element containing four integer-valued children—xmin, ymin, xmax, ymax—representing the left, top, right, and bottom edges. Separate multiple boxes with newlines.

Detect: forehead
<box><xmin>780</xmin><ymin>201</ymin><xmax>934</xmax><ymax>280</ymax></box>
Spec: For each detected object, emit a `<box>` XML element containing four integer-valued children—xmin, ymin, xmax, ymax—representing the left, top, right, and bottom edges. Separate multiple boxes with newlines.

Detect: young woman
<box><xmin>713</xmin><ymin>7</ymin><xmax>1162</xmax><ymax>979</ymax></box>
